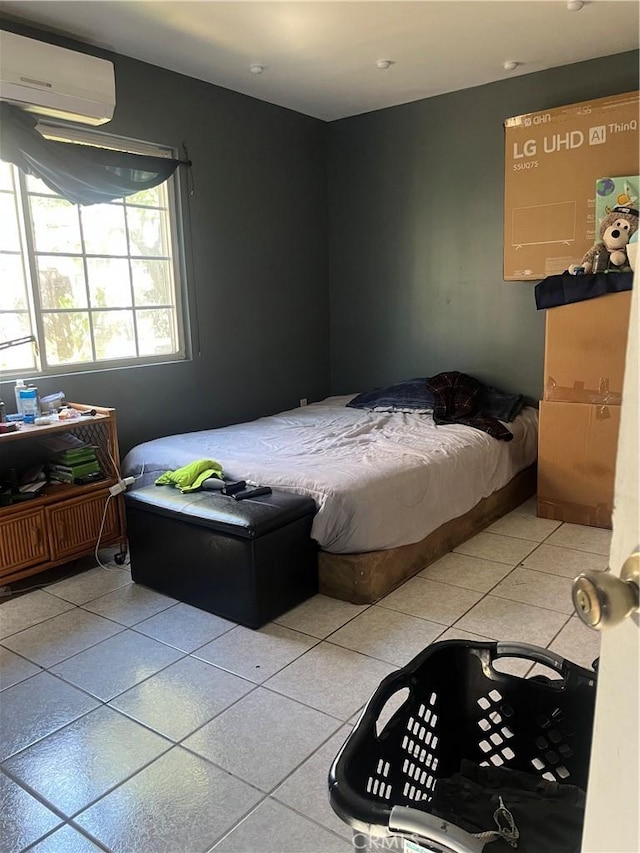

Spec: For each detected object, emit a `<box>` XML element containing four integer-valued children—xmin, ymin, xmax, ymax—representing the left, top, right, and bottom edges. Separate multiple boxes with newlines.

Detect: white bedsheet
<box><xmin>122</xmin><ymin>396</ymin><xmax>538</xmax><ymax>554</ymax></box>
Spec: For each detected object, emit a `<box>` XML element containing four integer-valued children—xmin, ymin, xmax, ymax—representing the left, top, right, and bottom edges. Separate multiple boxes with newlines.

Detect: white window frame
<box><xmin>0</xmin><ymin>122</ymin><xmax>188</xmax><ymax>379</ymax></box>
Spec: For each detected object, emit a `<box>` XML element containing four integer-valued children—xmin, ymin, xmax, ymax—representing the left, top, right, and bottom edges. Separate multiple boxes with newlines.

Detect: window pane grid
<box><xmin>123</xmin><ymin>201</ymin><xmax>141</xmax><ymax>358</ymax></box>
<box><xmin>77</xmin><ymin>199</ymin><xmax>98</xmax><ymax>365</ymax></box>
<box><xmin>1</xmin><ymin>129</ymin><xmax>184</xmax><ymax>375</ymax></box>
<box><xmin>39</xmin><ymin>304</ymin><xmax>175</xmax><ymax>313</ymax></box>
<box><xmin>125</xmin><ymin>203</ymin><xmax>169</xmax><ymax>213</ymax></box>
<box><xmin>33</xmin><ymin>252</ymin><xmax>172</xmax><ymax>262</ymax></box>
<box><xmin>11</xmin><ymin>169</ymin><xmax>41</xmax><ymax>373</ymax></box>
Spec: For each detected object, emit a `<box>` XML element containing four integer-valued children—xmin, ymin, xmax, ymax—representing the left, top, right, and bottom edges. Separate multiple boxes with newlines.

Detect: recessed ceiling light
<box><xmin>503</xmin><ymin>60</ymin><xmax>519</xmax><ymax>71</ymax></box>
<box><xmin>567</xmin><ymin>1</ymin><xmax>584</xmax><ymax>10</ymax></box>
<box><xmin>249</xmin><ymin>64</ymin><xmax>264</xmax><ymax>75</ymax></box>
<box><xmin>376</xmin><ymin>59</ymin><xmax>394</xmax><ymax>70</ymax></box>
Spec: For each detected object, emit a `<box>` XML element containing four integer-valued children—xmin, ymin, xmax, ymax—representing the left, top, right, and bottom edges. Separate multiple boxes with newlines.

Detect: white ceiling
<box><xmin>0</xmin><ymin>1</ymin><xmax>638</xmax><ymax>121</ymax></box>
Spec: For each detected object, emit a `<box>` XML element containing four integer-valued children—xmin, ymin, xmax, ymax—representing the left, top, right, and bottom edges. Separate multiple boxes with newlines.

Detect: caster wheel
<box><xmin>114</xmin><ymin>552</ymin><xmax>127</xmax><ymax>565</ymax></box>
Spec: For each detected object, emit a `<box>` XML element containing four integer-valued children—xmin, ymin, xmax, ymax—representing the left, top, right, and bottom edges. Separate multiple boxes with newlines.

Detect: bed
<box><xmin>122</xmin><ymin>389</ymin><xmax>538</xmax><ymax>604</ymax></box>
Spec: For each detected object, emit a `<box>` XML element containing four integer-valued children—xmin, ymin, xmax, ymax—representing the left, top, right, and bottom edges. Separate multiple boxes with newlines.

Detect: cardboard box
<box><xmin>544</xmin><ymin>291</ymin><xmax>631</xmax><ymax>404</ymax></box>
<box><xmin>537</xmin><ymin>400</ymin><xmax>621</xmax><ymax>528</ymax></box>
<box><xmin>504</xmin><ymin>91</ymin><xmax>639</xmax><ymax>281</ymax></box>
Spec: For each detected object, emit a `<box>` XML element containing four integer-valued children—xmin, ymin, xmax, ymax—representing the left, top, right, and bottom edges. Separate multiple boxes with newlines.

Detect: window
<box><xmin>0</xmin><ymin>127</ymin><xmax>186</xmax><ymax>376</ymax></box>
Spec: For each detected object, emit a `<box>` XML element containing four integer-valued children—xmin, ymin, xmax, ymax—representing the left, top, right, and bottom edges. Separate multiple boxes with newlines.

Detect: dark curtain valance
<box><xmin>0</xmin><ymin>102</ymin><xmax>188</xmax><ymax>205</ymax></box>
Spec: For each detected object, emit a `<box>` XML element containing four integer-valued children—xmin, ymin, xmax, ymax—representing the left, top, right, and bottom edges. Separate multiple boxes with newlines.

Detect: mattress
<box><xmin>122</xmin><ymin>396</ymin><xmax>538</xmax><ymax>554</ymax></box>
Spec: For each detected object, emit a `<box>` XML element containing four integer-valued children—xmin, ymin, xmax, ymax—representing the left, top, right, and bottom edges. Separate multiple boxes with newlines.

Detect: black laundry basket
<box><xmin>329</xmin><ymin>640</ymin><xmax>597</xmax><ymax>853</ymax></box>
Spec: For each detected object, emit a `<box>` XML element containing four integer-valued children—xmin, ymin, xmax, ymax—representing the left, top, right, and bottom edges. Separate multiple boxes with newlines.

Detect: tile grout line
<box><xmin>6</xmin><ymin>700</ymin><xmax>344</xmax><ymax>853</ymax></box>
<box><xmin>2</xmin><ymin>624</ymin><xmax>131</xmax><ymax>673</ymax></box>
<box><xmin>2</xmin><ymin>508</ymin><xmax>610</xmax><ymax>853</ymax></box>
<box><xmin>51</xmin><ymin>819</ymin><xmax>114</xmax><ymax>853</ymax></box>
<box><xmin>445</xmin><ymin>516</ymin><xmax>599</xmax><ymax>636</ymax></box>
<box><xmin>206</xmin><ymin>792</ymin><xmax>354</xmax><ymax>852</ymax></box>
<box><xmin>0</xmin><ymin>558</ymin><xmax>131</xmax><ymax>603</ymax></box>
<box><xmin>188</xmin><ymin>628</ymin><xmax>326</xmax><ymax>687</ymax></box>
<box><xmin>3</xmin><ymin>732</ymin><xmax>175</xmax><ymax>834</ymax></box>
<box><xmin>4</xmin><ymin>608</ymin><xmax>363</xmax><ymax>782</ymax></box>
<box><xmin>6</xmin><ymin>697</ymin><xmax>278</xmax><ymax>850</ymax></box>
<box><xmin>40</xmin><ymin>628</ymin><xmax>189</xmax><ymax>694</ymax></box>
<box><xmin>273</xmin><ymin>597</ymin><xmax>377</xmax><ymax>642</ymax></box>
<box><xmin>6</xmin><ymin>708</ymin><xmax>272</xmax><ymax>853</ymax></box>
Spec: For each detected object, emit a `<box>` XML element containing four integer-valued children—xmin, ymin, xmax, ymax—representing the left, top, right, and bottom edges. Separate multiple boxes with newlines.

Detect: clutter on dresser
<box><xmin>39</xmin><ymin>391</ymin><xmax>65</xmax><ymax>413</ymax></box>
<box><xmin>10</xmin><ymin>381</ymin><xmax>70</xmax><ymax>422</ymax></box>
<box><xmin>0</xmin><ymin>403</ymin><xmax>128</xmax><ymax>584</ymax></box>
<box><xmin>39</xmin><ymin>432</ymin><xmax>103</xmax><ymax>484</ymax></box>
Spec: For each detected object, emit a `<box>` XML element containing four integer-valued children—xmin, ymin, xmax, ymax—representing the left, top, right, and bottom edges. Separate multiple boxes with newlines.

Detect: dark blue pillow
<box><xmin>347</xmin><ymin>378</ymin><xmax>435</xmax><ymax>411</ymax></box>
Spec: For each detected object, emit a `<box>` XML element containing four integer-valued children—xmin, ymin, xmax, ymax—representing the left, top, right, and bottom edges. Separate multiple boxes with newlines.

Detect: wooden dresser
<box><xmin>0</xmin><ymin>403</ymin><xmax>127</xmax><ymax>585</ymax></box>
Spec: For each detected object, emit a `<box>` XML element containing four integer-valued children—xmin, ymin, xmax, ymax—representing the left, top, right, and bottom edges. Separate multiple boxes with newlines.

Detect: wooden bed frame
<box><xmin>318</xmin><ymin>463</ymin><xmax>537</xmax><ymax>604</ymax></box>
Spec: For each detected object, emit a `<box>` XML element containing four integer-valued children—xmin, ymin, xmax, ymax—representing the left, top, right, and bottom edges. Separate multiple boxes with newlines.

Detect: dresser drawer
<box><xmin>0</xmin><ymin>508</ymin><xmax>50</xmax><ymax>575</ymax></box>
<box><xmin>47</xmin><ymin>490</ymin><xmax>119</xmax><ymax>560</ymax></box>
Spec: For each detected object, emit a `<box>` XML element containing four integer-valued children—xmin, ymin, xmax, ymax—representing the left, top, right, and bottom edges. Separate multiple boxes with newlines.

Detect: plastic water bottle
<box><xmin>14</xmin><ymin>378</ymin><xmax>26</xmax><ymax>414</ymax></box>
<box><xmin>19</xmin><ymin>386</ymin><xmax>39</xmax><ymax>423</ymax></box>
<box><xmin>592</xmin><ymin>248</ymin><xmax>610</xmax><ymax>274</ymax></box>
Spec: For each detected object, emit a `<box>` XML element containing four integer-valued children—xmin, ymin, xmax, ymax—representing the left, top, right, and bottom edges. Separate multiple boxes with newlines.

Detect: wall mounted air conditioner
<box><xmin>0</xmin><ymin>30</ymin><xmax>115</xmax><ymax>126</ymax></box>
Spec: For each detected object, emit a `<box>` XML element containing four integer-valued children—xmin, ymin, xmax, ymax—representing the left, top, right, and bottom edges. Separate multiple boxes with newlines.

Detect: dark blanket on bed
<box><xmin>347</xmin><ymin>378</ymin><xmax>435</xmax><ymax>411</ymax></box>
<box><xmin>347</xmin><ymin>377</ymin><xmax>525</xmax><ymax>422</ymax></box>
<box><xmin>477</xmin><ymin>384</ymin><xmax>526</xmax><ymax>422</ymax></box>
<box><xmin>427</xmin><ymin>372</ymin><xmax>514</xmax><ymax>441</ymax></box>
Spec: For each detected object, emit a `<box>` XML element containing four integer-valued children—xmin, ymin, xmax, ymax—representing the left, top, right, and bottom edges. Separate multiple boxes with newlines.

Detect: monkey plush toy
<box><xmin>569</xmin><ymin>205</ymin><xmax>639</xmax><ymax>274</ymax></box>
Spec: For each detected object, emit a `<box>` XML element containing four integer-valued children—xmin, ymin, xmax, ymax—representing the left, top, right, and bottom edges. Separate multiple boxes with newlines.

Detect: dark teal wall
<box><xmin>326</xmin><ymin>51</ymin><xmax>639</xmax><ymax>400</ymax></box>
<box><xmin>1</xmin><ymin>16</ymin><xmax>637</xmax><ymax>451</ymax></box>
<box><xmin>0</xmin><ymin>19</ymin><xmax>330</xmax><ymax>454</ymax></box>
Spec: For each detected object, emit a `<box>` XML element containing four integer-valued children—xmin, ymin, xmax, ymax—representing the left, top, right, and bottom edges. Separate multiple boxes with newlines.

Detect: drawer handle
<box><xmin>30</xmin><ymin>525</ymin><xmax>42</xmax><ymax>548</ymax></box>
<box><xmin>58</xmin><ymin>518</ymin><xmax>68</xmax><ymax>545</ymax></box>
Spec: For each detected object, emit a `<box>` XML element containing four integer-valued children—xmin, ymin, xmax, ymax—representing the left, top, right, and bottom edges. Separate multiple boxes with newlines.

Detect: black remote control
<box><xmin>222</xmin><ymin>480</ymin><xmax>246</xmax><ymax>495</ymax></box>
<box><xmin>233</xmin><ymin>486</ymin><xmax>272</xmax><ymax>501</ymax></box>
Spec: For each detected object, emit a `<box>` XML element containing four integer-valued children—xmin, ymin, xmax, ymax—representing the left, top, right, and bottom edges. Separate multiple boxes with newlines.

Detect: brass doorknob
<box><xmin>572</xmin><ymin>552</ymin><xmax>640</xmax><ymax>630</ymax></box>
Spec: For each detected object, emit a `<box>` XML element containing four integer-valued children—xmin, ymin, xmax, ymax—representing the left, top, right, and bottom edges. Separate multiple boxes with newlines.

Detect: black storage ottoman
<box><xmin>124</xmin><ymin>486</ymin><xmax>318</xmax><ymax>628</ymax></box>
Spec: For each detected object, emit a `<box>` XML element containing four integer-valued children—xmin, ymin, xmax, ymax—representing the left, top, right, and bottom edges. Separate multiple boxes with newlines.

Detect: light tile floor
<box><xmin>0</xmin><ymin>497</ymin><xmax>606</xmax><ymax>853</ymax></box>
